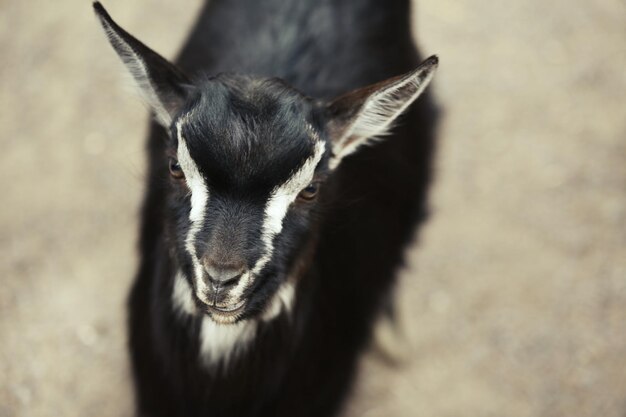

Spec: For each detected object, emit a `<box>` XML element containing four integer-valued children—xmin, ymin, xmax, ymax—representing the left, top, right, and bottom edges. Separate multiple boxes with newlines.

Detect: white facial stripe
<box><xmin>176</xmin><ymin>116</ymin><xmax>212</xmax><ymax>302</ymax></box>
<box><xmin>225</xmin><ymin>139</ymin><xmax>325</xmax><ymax>303</ymax></box>
<box><xmin>170</xmin><ymin>126</ymin><xmax>321</xmax><ymax>367</ymax></box>
<box><xmin>255</xmin><ymin>140</ymin><xmax>326</xmax><ymax>273</ymax></box>
<box><xmin>97</xmin><ymin>15</ymin><xmax>172</xmax><ymax>127</ymax></box>
<box><xmin>174</xmin><ymin>118</ymin><xmax>319</xmax><ymax>322</ymax></box>
<box><xmin>176</xmin><ymin>120</ymin><xmax>207</xmax><ymax>223</ymax></box>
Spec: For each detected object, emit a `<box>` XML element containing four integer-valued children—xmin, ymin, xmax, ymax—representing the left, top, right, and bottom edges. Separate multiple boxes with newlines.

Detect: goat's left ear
<box><xmin>325</xmin><ymin>56</ymin><xmax>438</xmax><ymax>169</ymax></box>
<box><xmin>94</xmin><ymin>2</ymin><xmax>191</xmax><ymax>127</ymax></box>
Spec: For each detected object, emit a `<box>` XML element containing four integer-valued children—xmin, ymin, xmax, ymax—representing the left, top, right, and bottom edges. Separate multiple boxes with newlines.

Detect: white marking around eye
<box><xmin>173</xmin><ymin>118</ymin><xmax>323</xmax><ymax>368</ymax></box>
<box><xmin>176</xmin><ymin>116</ymin><xmax>212</xmax><ymax>303</ymax></box>
<box><xmin>227</xmin><ymin>139</ymin><xmax>326</xmax><ymax>302</ymax></box>
<box><xmin>175</xmin><ymin>117</ymin><xmax>260</xmax><ymax>369</ymax></box>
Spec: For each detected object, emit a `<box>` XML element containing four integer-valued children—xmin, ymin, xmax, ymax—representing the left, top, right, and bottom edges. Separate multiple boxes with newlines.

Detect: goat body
<box><xmin>95</xmin><ymin>0</ymin><xmax>438</xmax><ymax>416</ymax></box>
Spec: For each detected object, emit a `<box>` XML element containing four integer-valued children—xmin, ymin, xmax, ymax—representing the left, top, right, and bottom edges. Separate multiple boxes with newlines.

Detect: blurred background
<box><xmin>1</xmin><ymin>0</ymin><xmax>625</xmax><ymax>416</ymax></box>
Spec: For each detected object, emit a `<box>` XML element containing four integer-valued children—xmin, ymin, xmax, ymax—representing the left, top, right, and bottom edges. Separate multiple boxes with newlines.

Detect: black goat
<box><xmin>95</xmin><ymin>0</ymin><xmax>438</xmax><ymax>416</ymax></box>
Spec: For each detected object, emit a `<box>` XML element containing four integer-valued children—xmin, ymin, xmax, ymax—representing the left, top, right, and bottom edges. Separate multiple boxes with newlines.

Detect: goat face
<box><xmin>95</xmin><ymin>2</ymin><xmax>437</xmax><ymax>324</ymax></box>
<box><xmin>168</xmin><ymin>75</ymin><xmax>329</xmax><ymax>323</ymax></box>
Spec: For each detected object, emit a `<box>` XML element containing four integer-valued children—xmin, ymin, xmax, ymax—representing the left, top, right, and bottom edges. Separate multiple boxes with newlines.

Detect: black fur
<box><xmin>169</xmin><ymin>75</ymin><xmax>328</xmax><ymax>317</ymax></box>
<box><xmin>97</xmin><ymin>0</ymin><xmax>439</xmax><ymax>416</ymax></box>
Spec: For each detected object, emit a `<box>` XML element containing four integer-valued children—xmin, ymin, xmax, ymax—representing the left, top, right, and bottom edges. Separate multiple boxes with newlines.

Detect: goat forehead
<box><xmin>179</xmin><ymin>91</ymin><xmax>320</xmax><ymax>191</ymax></box>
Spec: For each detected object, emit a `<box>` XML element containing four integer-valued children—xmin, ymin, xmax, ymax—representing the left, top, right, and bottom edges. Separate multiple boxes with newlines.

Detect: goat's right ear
<box><xmin>93</xmin><ymin>2</ymin><xmax>191</xmax><ymax>127</ymax></box>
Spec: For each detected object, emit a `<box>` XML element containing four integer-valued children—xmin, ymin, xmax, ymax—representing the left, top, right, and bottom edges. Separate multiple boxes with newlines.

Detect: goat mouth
<box><xmin>207</xmin><ymin>299</ymin><xmax>246</xmax><ymax>317</ymax></box>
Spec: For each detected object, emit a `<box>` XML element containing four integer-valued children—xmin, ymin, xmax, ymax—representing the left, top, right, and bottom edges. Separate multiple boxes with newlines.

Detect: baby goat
<box><xmin>95</xmin><ymin>0</ymin><xmax>438</xmax><ymax>416</ymax></box>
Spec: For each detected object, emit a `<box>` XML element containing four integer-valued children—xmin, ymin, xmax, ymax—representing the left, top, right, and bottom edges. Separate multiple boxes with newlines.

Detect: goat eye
<box><xmin>298</xmin><ymin>182</ymin><xmax>319</xmax><ymax>201</ymax></box>
<box><xmin>169</xmin><ymin>158</ymin><xmax>184</xmax><ymax>179</ymax></box>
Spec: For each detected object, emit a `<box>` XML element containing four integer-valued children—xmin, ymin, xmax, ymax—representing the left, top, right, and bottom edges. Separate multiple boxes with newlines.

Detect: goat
<box><xmin>94</xmin><ymin>0</ymin><xmax>438</xmax><ymax>415</ymax></box>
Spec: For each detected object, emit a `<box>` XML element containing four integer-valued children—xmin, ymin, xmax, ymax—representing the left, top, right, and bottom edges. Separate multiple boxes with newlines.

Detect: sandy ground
<box><xmin>1</xmin><ymin>0</ymin><xmax>625</xmax><ymax>416</ymax></box>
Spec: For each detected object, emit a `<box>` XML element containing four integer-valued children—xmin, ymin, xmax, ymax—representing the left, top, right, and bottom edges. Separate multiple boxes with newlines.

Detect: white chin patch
<box><xmin>171</xmin><ymin>270</ymin><xmax>296</xmax><ymax>368</ymax></box>
<box><xmin>199</xmin><ymin>317</ymin><xmax>257</xmax><ymax>368</ymax></box>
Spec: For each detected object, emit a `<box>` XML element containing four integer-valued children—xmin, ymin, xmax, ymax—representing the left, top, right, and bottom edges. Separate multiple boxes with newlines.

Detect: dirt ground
<box><xmin>1</xmin><ymin>0</ymin><xmax>625</xmax><ymax>416</ymax></box>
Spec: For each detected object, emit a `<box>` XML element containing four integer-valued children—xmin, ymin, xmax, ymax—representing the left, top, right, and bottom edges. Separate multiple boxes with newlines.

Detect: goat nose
<box><xmin>202</xmin><ymin>259</ymin><xmax>246</xmax><ymax>288</ymax></box>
